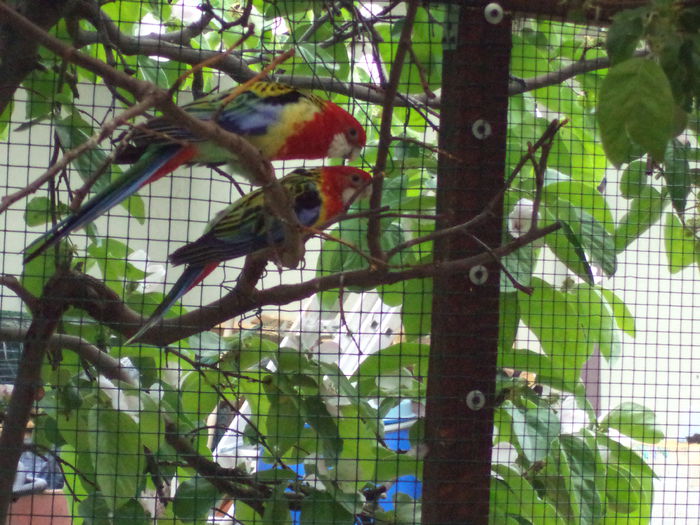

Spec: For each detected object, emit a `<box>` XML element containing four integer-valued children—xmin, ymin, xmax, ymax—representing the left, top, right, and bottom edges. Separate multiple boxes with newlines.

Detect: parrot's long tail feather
<box><xmin>126</xmin><ymin>262</ymin><xmax>218</xmax><ymax>344</ymax></box>
<box><xmin>23</xmin><ymin>145</ymin><xmax>196</xmax><ymax>264</ymax></box>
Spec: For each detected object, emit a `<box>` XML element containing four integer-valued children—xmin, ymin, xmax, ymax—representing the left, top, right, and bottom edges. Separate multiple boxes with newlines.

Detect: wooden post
<box><xmin>422</xmin><ymin>3</ymin><xmax>511</xmax><ymax>524</ymax></box>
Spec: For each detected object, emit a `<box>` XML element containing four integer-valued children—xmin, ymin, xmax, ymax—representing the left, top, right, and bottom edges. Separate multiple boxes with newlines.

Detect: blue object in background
<box><xmin>256</xmin><ymin>399</ymin><xmax>422</xmax><ymax>521</ymax></box>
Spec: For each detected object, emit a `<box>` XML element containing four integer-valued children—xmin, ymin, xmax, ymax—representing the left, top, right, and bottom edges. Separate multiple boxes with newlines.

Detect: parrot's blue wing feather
<box><xmin>24</xmin><ymin>145</ymin><xmax>184</xmax><ymax>264</ymax></box>
<box><xmin>126</xmin><ymin>264</ymin><xmax>207</xmax><ymax>344</ymax></box>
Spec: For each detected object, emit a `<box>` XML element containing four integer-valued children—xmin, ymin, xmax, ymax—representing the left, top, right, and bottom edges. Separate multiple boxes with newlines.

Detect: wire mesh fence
<box><xmin>1</xmin><ymin>0</ymin><xmax>699</xmax><ymax>524</ymax></box>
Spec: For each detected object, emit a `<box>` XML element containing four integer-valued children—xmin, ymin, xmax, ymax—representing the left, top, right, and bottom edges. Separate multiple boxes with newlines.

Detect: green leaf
<box><xmin>572</xmin><ymin>283</ymin><xmax>622</xmax><ymax>362</ymax></box>
<box><xmin>663</xmin><ymin>139</ymin><xmax>692</xmax><ymax>214</ymax></box>
<box><xmin>547</xmin><ymin>181</ymin><xmax>616</xmax><ymax>235</ymax></box>
<box><xmin>352</xmin><ymin>343</ymin><xmax>429</xmax><ymax>382</ymax></box>
<box><xmin>299</xmin><ymin>396</ymin><xmax>342</xmax><ymax>461</ymax></box>
<box><xmin>172</xmin><ymin>476</ymin><xmax>220</xmax><ymax>521</ymax></box>
<box><xmin>498</xmin><ymin>292</ymin><xmax>519</xmax><ymax>353</ymax></box>
<box><xmin>543</xmin><ymin>194</ymin><xmax>617</xmax><ymax>279</ymax></box>
<box><xmin>603</xmin><ymin>464</ymin><xmax>641</xmax><ymax>514</ymax></box>
<box><xmin>87</xmin><ymin>406</ymin><xmax>144</xmax><ymax>512</ymax></box>
<box><xmin>518</xmin><ymin>278</ymin><xmax>592</xmax><ymax>373</ymax></box>
<box><xmin>491</xmin><ymin>464</ymin><xmax>566</xmax><ymax>525</ymax></box>
<box><xmin>558</xmin><ymin>435</ymin><xmax>604</xmax><ymax>524</ymax></box>
<box><xmin>503</xmin><ymin>401</ymin><xmax>561</xmax><ymax>463</ymax></box>
<box><xmin>597</xmin><ymin>287</ymin><xmax>636</xmax><ymax>337</ymax></box>
<box><xmin>598</xmin><ymin>58</ymin><xmax>675</xmax><ymax>166</ymax></box>
<box><xmin>300</xmin><ymin>489</ymin><xmax>355</xmax><ymax>525</ymax></box>
<box><xmin>266</xmin><ymin>388</ymin><xmax>304</xmax><ymax>458</ymax></box>
<box><xmin>498</xmin><ymin>347</ymin><xmax>582</xmax><ymax>394</ymax></box>
<box><xmin>24</xmin><ymin>197</ymin><xmax>71</xmax><ymax>227</ymax></box>
<box><xmin>400</xmin><ymin>277</ymin><xmax>433</xmax><ymax>339</ymax></box>
<box><xmin>0</xmin><ymin>100</ymin><xmax>13</xmax><ymax>139</ymax></box>
<box><xmin>263</xmin><ymin>485</ymin><xmax>293</xmax><ymax>525</ymax></box>
<box><xmin>606</xmin><ymin>7</ymin><xmax>648</xmax><ymax>65</ymax></box>
<box><xmin>619</xmin><ymin>160</ymin><xmax>648</xmax><ymax>199</ymax></box>
<box><xmin>600</xmin><ymin>402</ymin><xmax>664</xmax><ymax>443</ymax></box>
<box><xmin>664</xmin><ymin>212</ymin><xmax>695</xmax><ymax>273</ymax></box>
<box><xmin>613</xmin><ymin>186</ymin><xmax>665</xmax><ymax>253</ymax></box>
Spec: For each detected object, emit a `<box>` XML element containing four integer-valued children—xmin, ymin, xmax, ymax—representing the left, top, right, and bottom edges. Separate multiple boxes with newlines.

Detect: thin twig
<box><xmin>468</xmin><ymin>234</ymin><xmax>533</xmax><ymax>295</ymax></box>
<box><xmin>367</xmin><ymin>0</ymin><xmax>420</xmax><ymax>263</ymax></box>
<box><xmin>0</xmin><ymin>97</ymin><xmax>156</xmax><ymax>215</ymax></box>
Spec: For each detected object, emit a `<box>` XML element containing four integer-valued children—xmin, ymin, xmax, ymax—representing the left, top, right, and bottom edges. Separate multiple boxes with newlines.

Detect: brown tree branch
<box><xmin>367</xmin><ymin>0</ymin><xmax>420</xmax><ymax>263</ymax></box>
<box><xmin>53</xmin><ymin>222</ymin><xmax>561</xmax><ymax>346</ymax></box>
<box><xmin>0</xmin><ymin>324</ymin><xmax>133</xmax><ymax>384</ymax></box>
<box><xmin>0</xmin><ymin>268</ymin><xmax>73</xmax><ymax>524</ymax></box>
<box><xmin>0</xmin><ymin>0</ymin><xmax>72</xmax><ymax>116</ymax></box>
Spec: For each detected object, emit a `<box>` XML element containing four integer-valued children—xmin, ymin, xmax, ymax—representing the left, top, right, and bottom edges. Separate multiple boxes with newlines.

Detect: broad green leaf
<box><xmin>263</xmin><ymin>485</ymin><xmax>293</xmax><ymax>525</ymax></box>
<box><xmin>598</xmin><ymin>58</ymin><xmax>675</xmax><ymax>166</ymax></box>
<box><xmin>400</xmin><ymin>277</ymin><xmax>433</xmax><ymax>339</ymax></box>
<box><xmin>266</xmin><ymin>387</ymin><xmax>304</xmax><ymax>458</ymax></box>
<box><xmin>491</xmin><ymin>464</ymin><xmax>566</xmax><ymax>525</ymax></box>
<box><xmin>518</xmin><ymin>278</ymin><xmax>592</xmax><ymax>372</ymax></box>
<box><xmin>664</xmin><ymin>139</ymin><xmax>692</xmax><ymax>214</ymax></box>
<box><xmin>498</xmin><ymin>347</ymin><xmax>581</xmax><ymax>394</ymax></box>
<box><xmin>544</xmin><ymin>212</ymin><xmax>594</xmax><ymax>283</ymax></box>
<box><xmin>572</xmin><ymin>284</ymin><xmax>622</xmax><ymax>363</ymax></box>
<box><xmin>0</xmin><ymin>100</ymin><xmax>12</xmax><ymax>139</ymax></box>
<box><xmin>87</xmin><ymin>406</ymin><xmax>143</xmax><ymax>512</ymax></box>
<box><xmin>300</xmin><ymin>489</ymin><xmax>355</xmax><ymax>525</ymax></box>
<box><xmin>664</xmin><ymin>212</ymin><xmax>695</xmax><ymax>273</ymax></box>
<box><xmin>500</xmin><ymin>243</ymin><xmax>537</xmax><ymax>292</ymax></box>
<box><xmin>299</xmin><ymin>396</ymin><xmax>342</xmax><ymax>461</ymax></box>
<box><xmin>559</xmin><ymin>435</ymin><xmax>604</xmax><ymax>524</ymax></box>
<box><xmin>603</xmin><ymin>464</ymin><xmax>641</xmax><ymax>514</ymax></box>
<box><xmin>543</xmin><ymin>194</ymin><xmax>617</xmax><ymax>279</ymax></box>
<box><xmin>172</xmin><ymin>476</ymin><xmax>220</xmax><ymax>521</ymax></box>
<box><xmin>619</xmin><ymin>160</ymin><xmax>648</xmax><ymax>199</ymax></box>
<box><xmin>613</xmin><ymin>186</ymin><xmax>665</xmax><ymax>252</ymax></box>
<box><xmin>498</xmin><ymin>292</ymin><xmax>519</xmax><ymax>353</ymax></box>
<box><xmin>352</xmin><ymin>343</ymin><xmax>429</xmax><ymax>382</ymax></box>
<box><xmin>547</xmin><ymin>181</ymin><xmax>616</xmax><ymax>235</ymax></box>
<box><xmin>606</xmin><ymin>8</ymin><xmax>648</xmax><ymax>65</ymax></box>
<box><xmin>597</xmin><ymin>287</ymin><xmax>636</xmax><ymax>337</ymax></box>
<box><xmin>112</xmin><ymin>498</ymin><xmax>150</xmax><ymax>524</ymax></box>
<box><xmin>597</xmin><ymin>436</ymin><xmax>655</xmax><ymax>522</ymax></box>
<box><xmin>24</xmin><ymin>197</ymin><xmax>70</xmax><ymax>227</ymax></box>
<box><xmin>600</xmin><ymin>402</ymin><xmax>664</xmax><ymax>443</ymax></box>
<box><xmin>503</xmin><ymin>401</ymin><xmax>561</xmax><ymax>463</ymax></box>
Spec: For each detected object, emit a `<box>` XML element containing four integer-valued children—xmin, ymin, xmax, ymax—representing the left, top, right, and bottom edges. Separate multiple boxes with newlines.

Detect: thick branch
<box><xmin>55</xmin><ymin>223</ymin><xmax>560</xmax><ymax>346</ymax></box>
<box><xmin>0</xmin><ymin>0</ymin><xmax>71</xmax><ymax>116</ymax></box>
<box><xmin>164</xmin><ymin>422</ymin><xmax>270</xmax><ymax>515</ymax></box>
<box><xmin>0</xmin><ymin>269</ymin><xmax>72</xmax><ymax>524</ymax></box>
<box><xmin>0</xmin><ymin>324</ymin><xmax>133</xmax><ymax>384</ymax></box>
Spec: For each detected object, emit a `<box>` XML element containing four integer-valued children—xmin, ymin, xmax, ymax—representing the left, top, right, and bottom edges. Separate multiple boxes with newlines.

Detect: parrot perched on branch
<box><xmin>24</xmin><ymin>81</ymin><xmax>366</xmax><ymax>263</ymax></box>
<box><xmin>126</xmin><ymin>165</ymin><xmax>372</xmax><ymax>344</ymax></box>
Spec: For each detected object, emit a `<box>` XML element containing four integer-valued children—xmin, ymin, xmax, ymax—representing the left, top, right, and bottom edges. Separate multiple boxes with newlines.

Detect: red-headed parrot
<box><xmin>127</xmin><ymin>165</ymin><xmax>372</xmax><ymax>343</ymax></box>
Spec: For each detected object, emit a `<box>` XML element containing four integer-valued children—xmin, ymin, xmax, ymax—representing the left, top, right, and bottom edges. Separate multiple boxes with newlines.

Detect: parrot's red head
<box><xmin>322</xmin><ymin>103</ymin><xmax>367</xmax><ymax>161</ymax></box>
<box><xmin>277</xmin><ymin>101</ymin><xmax>367</xmax><ymax>162</ymax></box>
<box><xmin>319</xmin><ymin>166</ymin><xmax>372</xmax><ymax>220</ymax></box>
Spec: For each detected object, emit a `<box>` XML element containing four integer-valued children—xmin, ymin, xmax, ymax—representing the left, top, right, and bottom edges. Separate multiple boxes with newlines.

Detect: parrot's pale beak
<box><xmin>347</xmin><ymin>146</ymin><xmax>362</xmax><ymax>161</ymax></box>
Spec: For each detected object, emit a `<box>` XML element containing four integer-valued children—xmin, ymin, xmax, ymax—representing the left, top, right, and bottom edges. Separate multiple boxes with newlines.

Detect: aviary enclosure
<box><xmin>0</xmin><ymin>0</ymin><xmax>699</xmax><ymax>524</ymax></box>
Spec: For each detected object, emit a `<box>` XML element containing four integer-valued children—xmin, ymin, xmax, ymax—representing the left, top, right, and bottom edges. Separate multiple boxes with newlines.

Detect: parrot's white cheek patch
<box><xmin>327</xmin><ymin>132</ymin><xmax>353</xmax><ymax>159</ymax></box>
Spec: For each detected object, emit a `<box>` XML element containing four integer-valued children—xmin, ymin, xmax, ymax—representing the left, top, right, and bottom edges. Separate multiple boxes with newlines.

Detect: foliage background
<box><xmin>1</xmin><ymin>0</ymin><xmax>700</xmax><ymax>524</ymax></box>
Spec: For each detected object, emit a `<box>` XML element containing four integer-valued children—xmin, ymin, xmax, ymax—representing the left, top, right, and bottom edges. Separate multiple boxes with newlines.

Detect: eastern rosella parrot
<box><xmin>24</xmin><ymin>82</ymin><xmax>366</xmax><ymax>263</ymax></box>
<box><xmin>127</xmin><ymin>165</ymin><xmax>372</xmax><ymax>343</ymax></box>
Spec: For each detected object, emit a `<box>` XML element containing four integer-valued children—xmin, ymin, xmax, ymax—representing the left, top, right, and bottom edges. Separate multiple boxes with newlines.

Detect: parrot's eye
<box><xmin>347</xmin><ymin>127</ymin><xmax>358</xmax><ymax>138</ymax></box>
<box><xmin>351</xmin><ymin>174</ymin><xmax>362</xmax><ymax>183</ymax></box>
